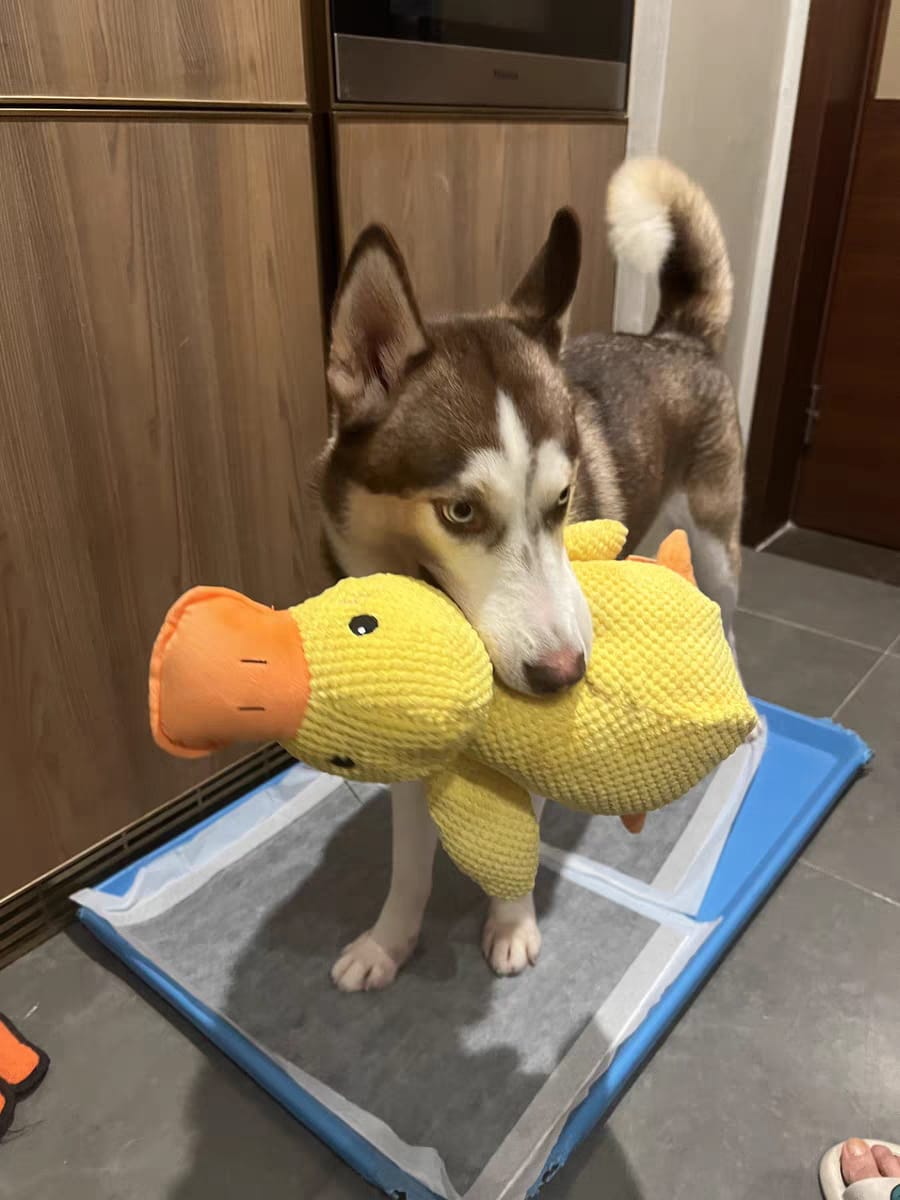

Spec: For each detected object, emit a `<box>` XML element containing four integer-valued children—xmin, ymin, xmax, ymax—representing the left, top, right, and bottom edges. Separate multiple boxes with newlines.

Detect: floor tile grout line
<box><xmin>754</xmin><ymin>539</ymin><xmax>900</xmax><ymax>587</ymax></box>
<box><xmin>761</xmin><ymin>557</ymin><xmax>900</xmax><ymax>591</ymax></box>
<box><xmin>831</xmin><ymin>646</ymin><xmax>892</xmax><ymax>719</ymax></box>
<box><xmin>753</xmin><ymin>522</ymin><xmax>792</xmax><ymax>552</ymax></box>
<box><xmin>736</xmin><ymin>605</ymin><xmax>885</xmax><ymax>652</ymax></box>
<box><xmin>799</xmin><ymin>857</ymin><xmax>900</xmax><ymax>911</ymax></box>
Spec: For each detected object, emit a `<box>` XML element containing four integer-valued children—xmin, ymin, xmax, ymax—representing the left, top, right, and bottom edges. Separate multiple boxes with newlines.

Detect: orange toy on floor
<box><xmin>0</xmin><ymin>1013</ymin><xmax>49</xmax><ymax>1139</ymax></box>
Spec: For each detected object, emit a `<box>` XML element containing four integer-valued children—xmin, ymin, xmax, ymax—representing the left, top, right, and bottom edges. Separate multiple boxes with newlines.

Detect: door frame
<box><xmin>742</xmin><ymin>0</ymin><xmax>891</xmax><ymax>546</ymax></box>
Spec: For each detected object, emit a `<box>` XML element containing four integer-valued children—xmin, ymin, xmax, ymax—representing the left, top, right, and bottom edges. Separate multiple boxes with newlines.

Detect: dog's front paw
<box><xmin>331</xmin><ymin>932</ymin><xmax>406</xmax><ymax>992</ymax></box>
<box><xmin>482</xmin><ymin>897</ymin><xmax>542</xmax><ymax>977</ymax></box>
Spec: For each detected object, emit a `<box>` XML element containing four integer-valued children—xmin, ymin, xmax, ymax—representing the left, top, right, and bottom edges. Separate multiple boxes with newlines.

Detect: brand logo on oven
<box><xmin>492</xmin><ymin>67</ymin><xmax>520</xmax><ymax>81</ymax></box>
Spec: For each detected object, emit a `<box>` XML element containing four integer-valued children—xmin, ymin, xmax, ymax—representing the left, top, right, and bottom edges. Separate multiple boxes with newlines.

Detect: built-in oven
<box><xmin>331</xmin><ymin>1</ymin><xmax>633</xmax><ymax>111</ymax></box>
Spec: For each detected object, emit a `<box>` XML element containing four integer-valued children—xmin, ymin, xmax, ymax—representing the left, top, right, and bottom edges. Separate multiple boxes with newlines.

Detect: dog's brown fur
<box><xmin>566</xmin><ymin>331</ymin><xmax>743</xmax><ymax>564</ymax></box>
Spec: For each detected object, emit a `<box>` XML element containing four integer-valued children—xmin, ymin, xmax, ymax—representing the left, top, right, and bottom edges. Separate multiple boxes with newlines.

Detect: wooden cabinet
<box><xmin>0</xmin><ymin>116</ymin><xmax>328</xmax><ymax>896</ymax></box>
<box><xmin>335</xmin><ymin>119</ymin><xmax>627</xmax><ymax>335</ymax></box>
<box><xmin>0</xmin><ymin>15</ymin><xmax>628</xmax><ymax>910</ymax></box>
<box><xmin>0</xmin><ymin>0</ymin><xmax>307</xmax><ymax>106</ymax></box>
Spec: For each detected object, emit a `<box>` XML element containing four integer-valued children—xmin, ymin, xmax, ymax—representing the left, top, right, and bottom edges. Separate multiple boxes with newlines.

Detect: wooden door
<box><xmin>335</xmin><ymin>120</ymin><xmax>626</xmax><ymax>335</ymax></box>
<box><xmin>793</xmin><ymin>15</ymin><xmax>900</xmax><ymax>548</ymax></box>
<box><xmin>0</xmin><ymin>116</ymin><xmax>328</xmax><ymax>897</ymax></box>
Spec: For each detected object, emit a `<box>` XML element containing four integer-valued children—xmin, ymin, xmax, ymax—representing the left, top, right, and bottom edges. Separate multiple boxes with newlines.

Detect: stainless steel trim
<box><xmin>334</xmin><ymin>35</ymin><xmax>627</xmax><ymax>112</ymax></box>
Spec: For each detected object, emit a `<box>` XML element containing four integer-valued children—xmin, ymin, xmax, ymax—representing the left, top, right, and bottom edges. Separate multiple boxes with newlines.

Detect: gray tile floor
<box><xmin>2</xmin><ymin>550</ymin><xmax>899</xmax><ymax>1200</ymax></box>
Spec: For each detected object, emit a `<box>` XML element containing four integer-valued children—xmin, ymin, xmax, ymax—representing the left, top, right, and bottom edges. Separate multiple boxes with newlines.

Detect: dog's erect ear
<box><xmin>501</xmin><ymin>209</ymin><xmax>581</xmax><ymax>357</ymax></box>
<box><xmin>328</xmin><ymin>226</ymin><xmax>429</xmax><ymax>432</ymax></box>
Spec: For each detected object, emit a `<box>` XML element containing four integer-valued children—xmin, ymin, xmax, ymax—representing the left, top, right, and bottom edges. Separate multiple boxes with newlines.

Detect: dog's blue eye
<box><xmin>350</xmin><ymin>614</ymin><xmax>378</xmax><ymax>636</ymax></box>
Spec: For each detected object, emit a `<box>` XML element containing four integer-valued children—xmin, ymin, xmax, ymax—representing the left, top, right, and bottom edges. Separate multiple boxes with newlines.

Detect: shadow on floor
<box><xmin>542</xmin><ymin>1123</ymin><xmax>645</xmax><ymax>1200</ymax></box>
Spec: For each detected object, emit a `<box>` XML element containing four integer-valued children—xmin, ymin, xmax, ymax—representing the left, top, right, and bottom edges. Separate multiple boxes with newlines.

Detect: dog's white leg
<box><xmin>331</xmin><ymin>780</ymin><xmax>437</xmax><ymax>992</ymax></box>
<box><xmin>659</xmin><ymin>490</ymin><xmax>739</xmax><ymax>648</ymax></box>
<box><xmin>686</xmin><ymin>522</ymin><xmax>739</xmax><ymax>646</ymax></box>
<box><xmin>482</xmin><ymin>795</ymin><xmax>544</xmax><ymax>976</ymax></box>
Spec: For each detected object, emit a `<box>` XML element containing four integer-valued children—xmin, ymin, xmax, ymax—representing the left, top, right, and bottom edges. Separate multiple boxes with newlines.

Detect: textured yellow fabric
<box><xmin>427</xmin><ymin>760</ymin><xmax>538</xmax><ymax>900</ymax></box>
<box><xmin>273</xmin><ymin>521</ymin><xmax>758</xmax><ymax>900</ymax></box>
<box><xmin>563</xmin><ymin>520</ymin><xmax>627</xmax><ymax>563</ymax></box>
<box><xmin>281</xmin><ymin>574</ymin><xmax>493</xmax><ymax>781</ymax></box>
<box><xmin>476</xmin><ymin>543</ymin><xmax>755</xmax><ymax>818</ymax></box>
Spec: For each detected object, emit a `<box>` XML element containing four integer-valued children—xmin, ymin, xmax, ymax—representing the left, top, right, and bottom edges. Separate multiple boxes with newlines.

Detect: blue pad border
<box><xmin>78</xmin><ymin>700</ymin><xmax>870</xmax><ymax>1200</ymax></box>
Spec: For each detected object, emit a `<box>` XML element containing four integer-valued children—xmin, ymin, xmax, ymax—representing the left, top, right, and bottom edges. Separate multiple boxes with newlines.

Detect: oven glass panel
<box><xmin>332</xmin><ymin>1</ymin><xmax>632</xmax><ymax>63</ymax></box>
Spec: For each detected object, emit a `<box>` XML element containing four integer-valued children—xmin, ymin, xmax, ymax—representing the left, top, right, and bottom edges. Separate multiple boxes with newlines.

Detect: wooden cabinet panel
<box><xmin>0</xmin><ymin>1</ymin><xmax>306</xmax><ymax>106</ymax></box>
<box><xmin>0</xmin><ymin>116</ymin><xmax>328</xmax><ymax>897</ymax></box>
<box><xmin>335</xmin><ymin>120</ymin><xmax>627</xmax><ymax>336</ymax></box>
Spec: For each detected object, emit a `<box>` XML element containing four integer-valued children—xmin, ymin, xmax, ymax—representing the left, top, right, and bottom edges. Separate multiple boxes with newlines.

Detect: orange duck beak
<box><xmin>149</xmin><ymin>588</ymin><xmax>310</xmax><ymax>758</ymax></box>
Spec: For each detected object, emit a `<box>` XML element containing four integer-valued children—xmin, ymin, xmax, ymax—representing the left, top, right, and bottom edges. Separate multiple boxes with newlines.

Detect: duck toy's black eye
<box><xmin>349</xmin><ymin>614</ymin><xmax>378</xmax><ymax>637</ymax></box>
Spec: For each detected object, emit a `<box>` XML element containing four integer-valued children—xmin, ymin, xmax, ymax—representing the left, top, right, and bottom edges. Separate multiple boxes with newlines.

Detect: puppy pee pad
<box><xmin>540</xmin><ymin>724</ymin><xmax>767</xmax><ymax>915</ymax></box>
<box><xmin>76</xmin><ymin>766</ymin><xmax>711</xmax><ymax>1200</ymax></box>
<box><xmin>76</xmin><ymin>700</ymin><xmax>870</xmax><ymax>1200</ymax></box>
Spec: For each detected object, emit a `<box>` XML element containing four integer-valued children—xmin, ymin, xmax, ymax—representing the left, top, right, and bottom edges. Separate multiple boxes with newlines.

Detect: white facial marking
<box><xmin>419</xmin><ymin>391</ymin><xmax>591</xmax><ymax>693</ymax></box>
<box><xmin>533</xmin><ymin>440</ymin><xmax>573</xmax><ymax>511</ymax></box>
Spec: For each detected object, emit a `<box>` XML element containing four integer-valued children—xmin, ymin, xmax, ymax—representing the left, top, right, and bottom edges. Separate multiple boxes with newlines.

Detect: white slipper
<box><xmin>819</xmin><ymin>1140</ymin><xmax>900</xmax><ymax>1200</ymax></box>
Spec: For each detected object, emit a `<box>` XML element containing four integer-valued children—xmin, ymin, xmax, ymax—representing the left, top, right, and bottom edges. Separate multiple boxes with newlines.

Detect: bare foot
<box><xmin>330</xmin><ymin>931</ymin><xmax>414</xmax><ymax>993</ymax></box>
<box><xmin>482</xmin><ymin>895</ymin><xmax>542</xmax><ymax>977</ymax></box>
<box><xmin>842</xmin><ymin>1139</ymin><xmax>900</xmax><ymax>1188</ymax></box>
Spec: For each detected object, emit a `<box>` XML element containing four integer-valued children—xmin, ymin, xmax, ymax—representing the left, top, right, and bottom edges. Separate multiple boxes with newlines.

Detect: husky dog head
<box><xmin>320</xmin><ymin>211</ymin><xmax>592</xmax><ymax>696</ymax></box>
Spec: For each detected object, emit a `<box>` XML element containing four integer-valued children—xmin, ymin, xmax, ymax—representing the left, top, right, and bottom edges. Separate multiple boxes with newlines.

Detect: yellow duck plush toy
<box><xmin>150</xmin><ymin>520</ymin><xmax>757</xmax><ymax>900</ymax></box>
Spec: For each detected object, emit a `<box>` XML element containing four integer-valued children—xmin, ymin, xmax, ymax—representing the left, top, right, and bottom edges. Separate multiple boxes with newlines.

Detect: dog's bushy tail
<box><xmin>606</xmin><ymin>157</ymin><xmax>732</xmax><ymax>353</ymax></box>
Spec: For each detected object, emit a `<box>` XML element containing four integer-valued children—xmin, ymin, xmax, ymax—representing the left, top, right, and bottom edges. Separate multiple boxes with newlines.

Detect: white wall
<box><xmin>616</xmin><ymin>0</ymin><xmax>810</xmax><ymax>438</ymax></box>
<box><xmin>877</xmin><ymin>0</ymin><xmax>900</xmax><ymax>98</ymax></box>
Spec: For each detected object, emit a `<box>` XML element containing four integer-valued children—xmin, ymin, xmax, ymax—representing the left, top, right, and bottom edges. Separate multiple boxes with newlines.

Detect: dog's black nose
<box><xmin>524</xmin><ymin>650</ymin><xmax>586</xmax><ymax>694</ymax></box>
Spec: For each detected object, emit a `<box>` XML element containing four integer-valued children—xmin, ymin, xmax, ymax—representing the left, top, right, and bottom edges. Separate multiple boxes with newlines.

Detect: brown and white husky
<box><xmin>318</xmin><ymin>157</ymin><xmax>743</xmax><ymax>991</ymax></box>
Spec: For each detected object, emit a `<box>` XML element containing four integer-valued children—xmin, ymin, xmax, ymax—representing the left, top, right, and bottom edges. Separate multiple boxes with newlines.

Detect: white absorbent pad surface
<box><xmin>76</xmin><ymin>740</ymin><xmax>762</xmax><ymax>1200</ymax></box>
<box><xmin>541</xmin><ymin>726</ymin><xmax>765</xmax><ymax>915</ymax></box>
